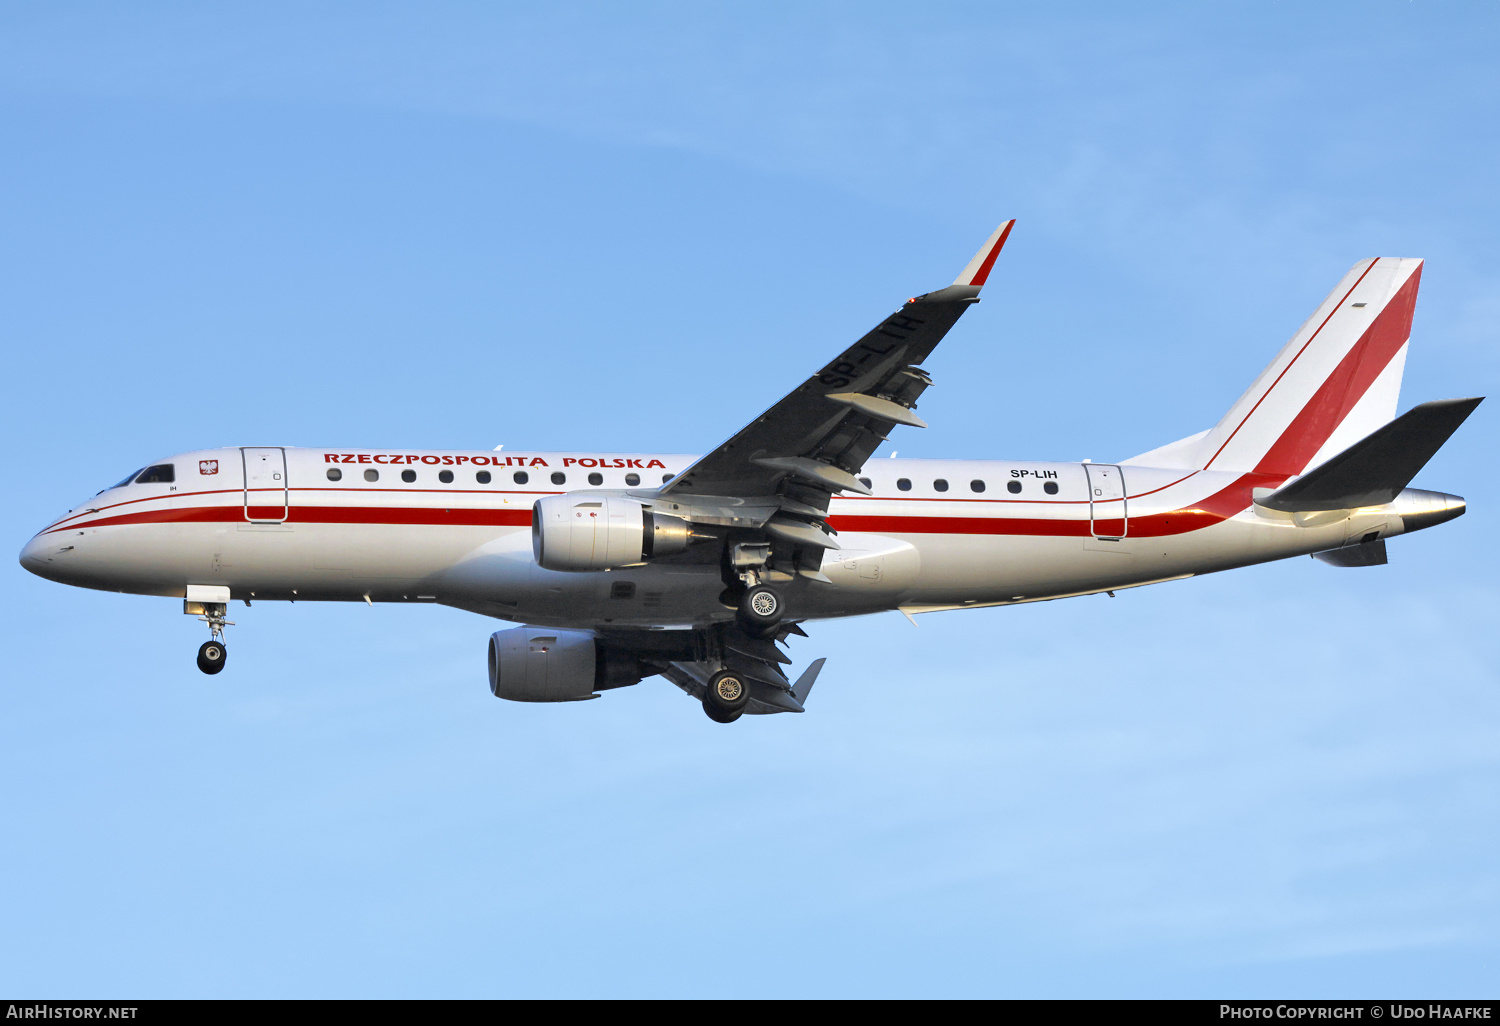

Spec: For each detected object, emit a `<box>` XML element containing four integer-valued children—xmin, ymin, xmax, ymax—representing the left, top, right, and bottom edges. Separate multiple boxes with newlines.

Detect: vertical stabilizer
<box><xmin>1130</xmin><ymin>258</ymin><xmax>1423</xmax><ymax>474</ymax></box>
<box><xmin>1198</xmin><ymin>258</ymin><xmax>1423</xmax><ymax>475</ymax></box>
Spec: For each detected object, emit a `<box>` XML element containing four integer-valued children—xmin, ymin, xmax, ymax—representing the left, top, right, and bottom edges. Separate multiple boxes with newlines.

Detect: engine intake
<box><xmin>488</xmin><ymin>627</ymin><xmax>647</xmax><ymax>702</ymax></box>
<box><xmin>532</xmin><ymin>493</ymin><xmax>693</xmax><ymax>571</ymax></box>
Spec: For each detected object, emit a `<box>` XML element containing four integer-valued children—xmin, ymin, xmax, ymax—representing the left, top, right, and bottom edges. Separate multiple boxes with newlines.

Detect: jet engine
<box><xmin>531</xmin><ymin>493</ymin><xmax>693</xmax><ymax>572</ymax></box>
<box><xmin>487</xmin><ymin>626</ymin><xmax>647</xmax><ymax>702</ymax></box>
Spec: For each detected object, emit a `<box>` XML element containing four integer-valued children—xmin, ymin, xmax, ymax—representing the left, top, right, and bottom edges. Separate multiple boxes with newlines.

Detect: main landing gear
<box><xmin>723</xmin><ymin>540</ymin><xmax>787</xmax><ymax>639</ymax></box>
<box><xmin>704</xmin><ymin>540</ymin><xmax>793</xmax><ymax>720</ymax></box>
<box><xmin>192</xmin><ymin>601</ymin><xmax>234</xmax><ymax>675</ymax></box>
<box><xmin>702</xmin><ymin>669</ymin><xmax>750</xmax><ymax>724</ymax></box>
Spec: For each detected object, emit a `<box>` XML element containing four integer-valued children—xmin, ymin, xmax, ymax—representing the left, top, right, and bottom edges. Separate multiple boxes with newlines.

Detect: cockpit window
<box><xmin>107</xmin><ymin>468</ymin><xmax>145</xmax><ymax>491</ymax></box>
<box><xmin>135</xmin><ymin>464</ymin><xmax>175</xmax><ymax>484</ymax></box>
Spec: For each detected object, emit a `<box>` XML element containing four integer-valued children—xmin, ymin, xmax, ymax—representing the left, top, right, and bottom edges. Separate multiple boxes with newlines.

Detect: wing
<box><xmin>616</xmin><ymin>222</ymin><xmax>1015</xmax><ymax>711</ymax></box>
<box><xmin>587</xmin><ymin>620</ymin><xmax>822</xmax><ymax>715</ymax></box>
<box><xmin>652</xmin><ymin>623</ymin><xmax>826</xmax><ymax>715</ymax></box>
<box><xmin>660</xmin><ymin>221</ymin><xmax>1014</xmax><ymax>523</ymax></box>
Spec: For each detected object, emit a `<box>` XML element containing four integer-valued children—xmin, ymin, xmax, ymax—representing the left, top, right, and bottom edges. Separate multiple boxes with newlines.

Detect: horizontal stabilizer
<box><xmin>1314</xmin><ymin>539</ymin><xmax>1388</xmax><ymax>567</ymax></box>
<box><xmin>1258</xmin><ymin>398</ymin><xmax>1482</xmax><ymax>512</ymax></box>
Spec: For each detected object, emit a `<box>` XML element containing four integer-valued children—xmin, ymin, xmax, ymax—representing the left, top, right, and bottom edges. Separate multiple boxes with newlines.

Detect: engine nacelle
<box><xmin>487</xmin><ymin>627</ymin><xmax>647</xmax><ymax>702</ymax></box>
<box><xmin>531</xmin><ymin>493</ymin><xmax>693</xmax><ymax>571</ymax></box>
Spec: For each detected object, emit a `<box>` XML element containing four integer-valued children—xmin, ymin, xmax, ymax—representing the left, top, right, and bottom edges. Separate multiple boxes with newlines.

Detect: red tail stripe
<box><xmin>1254</xmin><ymin>264</ymin><xmax>1421</xmax><ymax>476</ymax></box>
<box><xmin>1203</xmin><ymin>259</ymin><xmax>1383</xmax><ymax>471</ymax></box>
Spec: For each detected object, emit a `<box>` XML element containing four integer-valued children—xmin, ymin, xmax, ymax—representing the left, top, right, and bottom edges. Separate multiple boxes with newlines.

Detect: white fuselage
<box><xmin>20</xmin><ymin>445</ymin><xmax>1431</xmax><ymax>629</ymax></box>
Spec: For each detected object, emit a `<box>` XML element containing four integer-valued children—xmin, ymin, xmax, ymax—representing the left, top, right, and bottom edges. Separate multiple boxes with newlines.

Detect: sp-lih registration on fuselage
<box><xmin>20</xmin><ymin>223</ymin><xmax>1481</xmax><ymax>723</ymax></box>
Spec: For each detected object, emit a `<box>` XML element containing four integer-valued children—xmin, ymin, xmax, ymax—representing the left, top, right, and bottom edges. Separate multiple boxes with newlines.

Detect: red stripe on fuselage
<box><xmin>828</xmin><ymin>506</ymin><xmax>1230</xmax><ymax>538</ymax></box>
<box><xmin>54</xmin><ymin>500</ymin><xmax>1242</xmax><ymax>540</ymax></box>
<box><xmin>43</xmin><ymin>273</ymin><xmax>1418</xmax><ymax>551</ymax></box>
<box><xmin>46</xmin><ymin>504</ymin><xmax>535</xmax><ymax>533</ymax></box>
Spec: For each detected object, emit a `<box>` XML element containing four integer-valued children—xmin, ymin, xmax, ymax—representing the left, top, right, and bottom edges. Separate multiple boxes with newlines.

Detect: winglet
<box><xmin>792</xmin><ymin>658</ymin><xmax>826</xmax><ymax>704</ymax></box>
<box><xmin>952</xmin><ymin>220</ymin><xmax>1016</xmax><ymax>288</ymax></box>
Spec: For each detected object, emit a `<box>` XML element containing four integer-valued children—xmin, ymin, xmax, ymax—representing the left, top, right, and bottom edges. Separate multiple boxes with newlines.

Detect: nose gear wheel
<box><xmin>197</xmin><ymin>640</ymin><xmax>228</xmax><ymax>675</ymax></box>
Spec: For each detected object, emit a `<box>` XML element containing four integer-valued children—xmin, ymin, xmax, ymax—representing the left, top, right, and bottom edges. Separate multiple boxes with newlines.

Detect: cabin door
<box><xmin>242</xmin><ymin>447</ymin><xmax>289</xmax><ymax>524</ymax></box>
<box><xmin>1085</xmin><ymin>463</ymin><xmax>1127</xmax><ymax>539</ymax></box>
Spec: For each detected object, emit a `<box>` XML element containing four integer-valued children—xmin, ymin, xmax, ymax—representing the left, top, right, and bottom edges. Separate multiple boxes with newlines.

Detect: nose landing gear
<box><xmin>197</xmin><ymin>639</ymin><xmax>227</xmax><ymax>675</ymax></box>
<box><xmin>188</xmin><ymin>600</ymin><xmax>234</xmax><ymax>675</ymax></box>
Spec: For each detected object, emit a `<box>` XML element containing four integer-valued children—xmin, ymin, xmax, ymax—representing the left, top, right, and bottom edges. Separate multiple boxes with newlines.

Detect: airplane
<box><xmin>19</xmin><ymin>222</ymin><xmax>1481</xmax><ymax>723</ymax></box>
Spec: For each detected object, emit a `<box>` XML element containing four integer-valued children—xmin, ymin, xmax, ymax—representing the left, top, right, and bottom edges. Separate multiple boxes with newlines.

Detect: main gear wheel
<box><xmin>702</xmin><ymin>669</ymin><xmax>749</xmax><ymax>723</ymax></box>
<box><xmin>736</xmin><ymin>584</ymin><xmax>783</xmax><ymax>634</ymax></box>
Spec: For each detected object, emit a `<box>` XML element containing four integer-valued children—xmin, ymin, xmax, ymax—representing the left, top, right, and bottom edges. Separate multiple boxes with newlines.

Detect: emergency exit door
<box><xmin>1085</xmin><ymin>463</ymin><xmax>1127</xmax><ymax>539</ymax></box>
<box><xmin>242</xmin><ymin>447</ymin><xmax>289</xmax><ymax>523</ymax></box>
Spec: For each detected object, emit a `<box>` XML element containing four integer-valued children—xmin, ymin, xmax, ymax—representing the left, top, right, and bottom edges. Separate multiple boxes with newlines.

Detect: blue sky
<box><xmin>2</xmin><ymin>1</ymin><xmax>1497</xmax><ymax>998</ymax></box>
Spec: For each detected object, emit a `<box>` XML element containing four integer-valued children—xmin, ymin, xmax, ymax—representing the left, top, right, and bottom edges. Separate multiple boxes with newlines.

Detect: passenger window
<box><xmin>625</xmin><ymin>473</ymin><xmax>640</xmax><ymax>486</ymax></box>
<box><xmin>859</xmin><ymin>477</ymin><xmax>872</xmax><ymax>489</ymax></box>
<box><xmin>551</xmin><ymin>472</ymin><xmax>566</xmax><ymax>485</ymax></box>
<box><xmin>513</xmin><ymin>471</ymin><xmax>529</xmax><ymax>485</ymax></box>
<box><xmin>1044</xmin><ymin>481</ymin><xmax>1059</xmax><ymax>495</ymax></box>
<box><xmin>662</xmin><ymin>473</ymin><xmax>674</xmax><ymax>483</ymax></box>
<box><xmin>970</xmin><ymin>479</ymin><xmax>985</xmax><ymax>493</ymax></box>
<box><xmin>1007</xmin><ymin>480</ymin><xmax>1021</xmax><ymax>494</ymax></box>
<box><xmin>476</xmin><ymin>470</ymin><xmax>491</xmax><ymax>484</ymax></box>
<box><xmin>401</xmin><ymin>469</ymin><xmax>416</xmax><ymax>483</ymax></box>
<box><xmin>897</xmin><ymin>478</ymin><xmax>911</xmax><ymax>491</ymax></box>
<box><xmin>326</xmin><ymin>468</ymin><xmax>342</xmax><ymax>482</ymax></box>
<box><xmin>934</xmin><ymin>479</ymin><xmax>948</xmax><ymax>492</ymax></box>
<box><xmin>364</xmin><ymin>469</ymin><xmax>379</xmax><ymax>482</ymax></box>
<box><xmin>439</xmin><ymin>470</ymin><xmax>454</xmax><ymax>484</ymax></box>
<box><xmin>135</xmin><ymin>464</ymin><xmax>175</xmax><ymax>484</ymax></box>
<box><xmin>588</xmin><ymin>472</ymin><xmax>603</xmax><ymax>486</ymax></box>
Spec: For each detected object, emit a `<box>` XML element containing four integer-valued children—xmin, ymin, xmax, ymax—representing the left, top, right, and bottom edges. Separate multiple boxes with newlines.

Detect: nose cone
<box><xmin>1390</xmin><ymin>488</ymin><xmax>1466</xmax><ymax>533</ymax></box>
<box><xmin>19</xmin><ymin>530</ymin><xmax>70</xmax><ymax>583</ymax></box>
